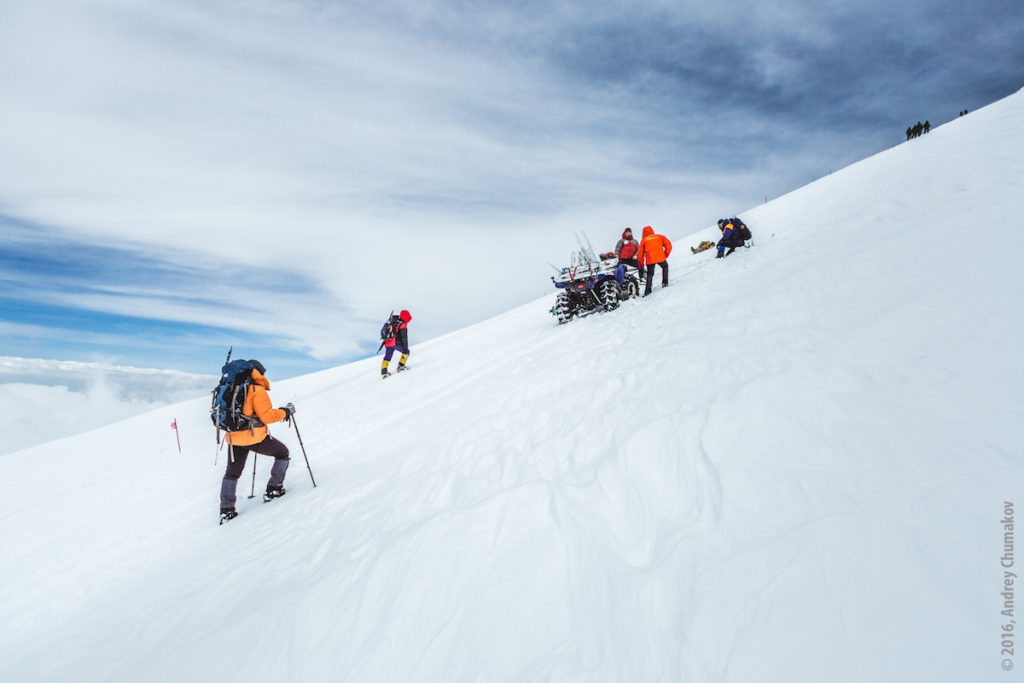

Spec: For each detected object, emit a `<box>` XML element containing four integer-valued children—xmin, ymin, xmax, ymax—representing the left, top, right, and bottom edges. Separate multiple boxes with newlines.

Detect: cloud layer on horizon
<box><xmin>0</xmin><ymin>355</ymin><xmax>215</xmax><ymax>455</ymax></box>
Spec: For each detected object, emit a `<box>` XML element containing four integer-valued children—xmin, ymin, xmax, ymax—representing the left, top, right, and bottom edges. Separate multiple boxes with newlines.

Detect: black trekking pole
<box><xmin>290</xmin><ymin>416</ymin><xmax>317</xmax><ymax>487</ymax></box>
<box><xmin>248</xmin><ymin>454</ymin><xmax>257</xmax><ymax>499</ymax></box>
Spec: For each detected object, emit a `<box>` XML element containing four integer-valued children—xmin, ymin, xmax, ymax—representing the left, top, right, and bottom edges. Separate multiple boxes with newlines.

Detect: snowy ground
<box><xmin>2</xmin><ymin>89</ymin><xmax>1023</xmax><ymax>682</ymax></box>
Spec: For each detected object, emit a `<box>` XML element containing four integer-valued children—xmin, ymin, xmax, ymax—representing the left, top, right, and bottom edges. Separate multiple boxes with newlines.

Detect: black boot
<box><xmin>263</xmin><ymin>486</ymin><xmax>286</xmax><ymax>502</ymax></box>
<box><xmin>219</xmin><ymin>508</ymin><xmax>238</xmax><ymax>524</ymax></box>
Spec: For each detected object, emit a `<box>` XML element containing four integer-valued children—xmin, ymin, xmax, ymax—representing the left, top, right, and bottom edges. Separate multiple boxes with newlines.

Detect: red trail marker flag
<box><xmin>171</xmin><ymin>419</ymin><xmax>181</xmax><ymax>453</ymax></box>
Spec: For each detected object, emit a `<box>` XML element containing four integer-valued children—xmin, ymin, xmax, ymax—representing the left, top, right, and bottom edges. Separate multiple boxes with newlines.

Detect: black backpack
<box><xmin>210</xmin><ymin>359</ymin><xmax>260</xmax><ymax>433</ymax></box>
<box><xmin>731</xmin><ymin>218</ymin><xmax>752</xmax><ymax>241</ymax></box>
<box><xmin>380</xmin><ymin>313</ymin><xmax>402</xmax><ymax>341</ymax></box>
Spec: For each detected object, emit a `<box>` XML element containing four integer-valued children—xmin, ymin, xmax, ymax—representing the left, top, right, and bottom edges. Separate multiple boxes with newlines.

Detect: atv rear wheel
<box><xmin>555</xmin><ymin>291</ymin><xmax>573</xmax><ymax>324</ymax></box>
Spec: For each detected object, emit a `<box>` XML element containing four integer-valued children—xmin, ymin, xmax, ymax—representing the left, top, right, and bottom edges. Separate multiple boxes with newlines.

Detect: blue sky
<box><xmin>1</xmin><ymin>0</ymin><xmax>1022</xmax><ymax>377</ymax></box>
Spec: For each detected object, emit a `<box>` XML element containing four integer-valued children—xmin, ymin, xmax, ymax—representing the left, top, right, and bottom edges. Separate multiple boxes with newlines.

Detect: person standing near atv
<box><xmin>219</xmin><ymin>360</ymin><xmax>294</xmax><ymax>522</ymax></box>
<box><xmin>614</xmin><ymin>227</ymin><xmax>644</xmax><ymax>281</ymax></box>
<box><xmin>382</xmin><ymin>309</ymin><xmax>412</xmax><ymax>378</ymax></box>
<box><xmin>638</xmin><ymin>225</ymin><xmax>672</xmax><ymax>296</ymax></box>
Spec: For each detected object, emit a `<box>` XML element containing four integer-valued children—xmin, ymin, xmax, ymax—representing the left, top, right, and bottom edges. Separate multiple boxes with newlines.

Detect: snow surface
<box><xmin>2</xmin><ymin>89</ymin><xmax>1023</xmax><ymax>682</ymax></box>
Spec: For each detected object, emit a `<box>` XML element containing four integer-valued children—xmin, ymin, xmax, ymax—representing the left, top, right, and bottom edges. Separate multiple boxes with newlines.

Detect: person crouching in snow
<box><xmin>638</xmin><ymin>225</ymin><xmax>672</xmax><ymax>296</ymax></box>
<box><xmin>382</xmin><ymin>309</ymin><xmax>412</xmax><ymax>378</ymax></box>
<box><xmin>614</xmin><ymin>227</ymin><xmax>643</xmax><ymax>281</ymax></box>
<box><xmin>220</xmin><ymin>360</ymin><xmax>294</xmax><ymax>521</ymax></box>
<box><xmin>715</xmin><ymin>219</ymin><xmax>744</xmax><ymax>258</ymax></box>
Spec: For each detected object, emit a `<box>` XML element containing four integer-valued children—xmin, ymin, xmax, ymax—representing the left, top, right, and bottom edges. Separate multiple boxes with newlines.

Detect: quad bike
<box><xmin>550</xmin><ymin>234</ymin><xmax>641</xmax><ymax>324</ymax></box>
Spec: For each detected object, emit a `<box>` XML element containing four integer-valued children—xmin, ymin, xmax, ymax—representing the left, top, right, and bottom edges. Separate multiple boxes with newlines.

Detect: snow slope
<box><xmin>2</xmin><ymin>89</ymin><xmax>1023</xmax><ymax>682</ymax></box>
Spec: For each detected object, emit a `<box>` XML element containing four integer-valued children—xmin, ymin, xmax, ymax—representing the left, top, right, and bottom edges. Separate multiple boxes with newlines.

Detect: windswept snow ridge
<box><xmin>2</xmin><ymin>90</ymin><xmax>1023</xmax><ymax>682</ymax></box>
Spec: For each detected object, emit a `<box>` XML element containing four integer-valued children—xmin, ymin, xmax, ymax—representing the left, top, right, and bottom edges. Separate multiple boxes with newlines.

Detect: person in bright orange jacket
<box><xmin>219</xmin><ymin>360</ymin><xmax>293</xmax><ymax>521</ymax></box>
<box><xmin>637</xmin><ymin>225</ymin><xmax>672</xmax><ymax>296</ymax></box>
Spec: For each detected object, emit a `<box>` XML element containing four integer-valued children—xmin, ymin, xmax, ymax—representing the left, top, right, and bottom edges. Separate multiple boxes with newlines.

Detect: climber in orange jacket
<box><xmin>637</xmin><ymin>226</ymin><xmax>672</xmax><ymax>296</ymax></box>
<box><xmin>220</xmin><ymin>360</ymin><xmax>293</xmax><ymax>521</ymax></box>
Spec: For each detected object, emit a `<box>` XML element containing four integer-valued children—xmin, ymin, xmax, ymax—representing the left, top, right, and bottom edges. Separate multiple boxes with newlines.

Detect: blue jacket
<box><xmin>717</xmin><ymin>221</ymin><xmax>745</xmax><ymax>254</ymax></box>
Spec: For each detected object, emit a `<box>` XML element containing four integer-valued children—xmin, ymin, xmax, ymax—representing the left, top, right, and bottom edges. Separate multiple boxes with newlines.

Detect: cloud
<box><xmin>0</xmin><ymin>355</ymin><xmax>216</xmax><ymax>454</ymax></box>
<box><xmin>1</xmin><ymin>0</ymin><xmax>1022</xmax><ymax>374</ymax></box>
<box><xmin>0</xmin><ymin>355</ymin><xmax>214</xmax><ymax>396</ymax></box>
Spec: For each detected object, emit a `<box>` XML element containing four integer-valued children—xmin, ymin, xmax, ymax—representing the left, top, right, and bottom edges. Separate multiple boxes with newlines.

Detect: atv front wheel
<box><xmin>599</xmin><ymin>279</ymin><xmax>620</xmax><ymax>311</ymax></box>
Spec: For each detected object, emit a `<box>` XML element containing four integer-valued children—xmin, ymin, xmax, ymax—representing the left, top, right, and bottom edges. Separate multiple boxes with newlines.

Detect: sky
<box><xmin>1</xmin><ymin>0</ymin><xmax>1023</xmax><ymax>379</ymax></box>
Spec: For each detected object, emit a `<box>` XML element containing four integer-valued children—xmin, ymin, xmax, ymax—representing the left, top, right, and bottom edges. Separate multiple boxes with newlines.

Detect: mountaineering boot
<box><xmin>220</xmin><ymin>508</ymin><xmax>238</xmax><ymax>524</ymax></box>
<box><xmin>396</xmin><ymin>364</ymin><xmax>407</xmax><ymax>373</ymax></box>
<box><xmin>263</xmin><ymin>486</ymin><xmax>286</xmax><ymax>502</ymax></box>
<box><xmin>381</xmin><ymin>358</ymin><xmax>390</xmax><ymax>379</ymax></box>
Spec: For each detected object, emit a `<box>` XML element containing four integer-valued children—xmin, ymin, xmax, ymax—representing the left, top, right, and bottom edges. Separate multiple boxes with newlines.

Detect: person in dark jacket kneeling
<box><xmin>716</xmin><ymin>219</ymin><xmax>745</xmax><ymax>258</ymax></box>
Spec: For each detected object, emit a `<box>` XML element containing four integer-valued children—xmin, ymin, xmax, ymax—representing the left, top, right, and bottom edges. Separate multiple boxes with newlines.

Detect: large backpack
<box><xmin>731</xmin><ymin>218</ymin><xmax>752</xmax><ymax>241</ymax></box>
<box><xmin>380</xmin><ymin>313</ymin><xmax>402</xmax><ymax>342</ymax></box>
<box><xmin>210</xmin><ymin>359</ymin><xmax>259</xmax><ymax>433</ymax></box>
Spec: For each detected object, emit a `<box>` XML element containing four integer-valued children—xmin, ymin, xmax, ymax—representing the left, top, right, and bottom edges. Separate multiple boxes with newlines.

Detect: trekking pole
<box><xmin>248</xmin><ymin>455</ymin><xmax>257</xmax><ymax>499</ymax></box>
<box><xmin>290</xmin><ymin>416</ymin><xmax>317</xmax><ymax>487</ymax></box>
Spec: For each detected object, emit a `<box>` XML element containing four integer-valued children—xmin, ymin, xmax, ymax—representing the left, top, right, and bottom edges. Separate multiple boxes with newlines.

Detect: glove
<box><xmin>280</xmin><ymin>403</ymin><xmax>295</xmax><ymax>419</ymax></box>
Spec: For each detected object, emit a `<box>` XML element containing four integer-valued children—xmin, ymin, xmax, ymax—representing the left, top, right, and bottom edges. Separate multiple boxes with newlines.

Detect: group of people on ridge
<box><xmin>905</xmin><ymin>121</ymin><xmax>931</xmax><ymax>140</ymax></box>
